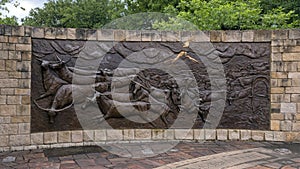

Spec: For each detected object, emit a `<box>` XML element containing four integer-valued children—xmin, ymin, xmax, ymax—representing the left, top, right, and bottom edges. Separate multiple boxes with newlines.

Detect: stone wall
<box><xmin>0</xmin><ymin>25</ymin><xmax>299</xmax><ymax>152</ymax></box>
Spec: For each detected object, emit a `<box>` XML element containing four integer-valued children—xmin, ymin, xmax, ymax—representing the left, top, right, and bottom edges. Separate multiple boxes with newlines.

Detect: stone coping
<box><xmin>1</xmin><ymin>129</ymin><xmax>298</xmax><ymax>152</ymax></box>
<box><xmin>0</xmin><ymin>25</ymin><xmax>299</xmax><ymax>42</ymax></box>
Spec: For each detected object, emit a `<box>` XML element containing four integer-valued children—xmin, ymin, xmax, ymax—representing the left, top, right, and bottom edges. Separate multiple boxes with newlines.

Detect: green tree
<box><xmin>153</xmin><ymin>0</ymin><xmax>300</xmax><ymax>30</ymax></box>
<box><xmin>23</xmin><ymin>0</ymin><xmax>114</xmax><ymax>29</ymax></box>
<box><xmin>0</xmin><ymin>0</ymin><xmax>20</xmax><ymax>25</ymax></box>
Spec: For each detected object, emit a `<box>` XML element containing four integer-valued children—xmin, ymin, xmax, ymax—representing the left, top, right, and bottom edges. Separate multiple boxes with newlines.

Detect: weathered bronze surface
<box><xmin>31</xmin><ymin>39</ymin><xmax>270</xmax><ymax>132</ymax></box>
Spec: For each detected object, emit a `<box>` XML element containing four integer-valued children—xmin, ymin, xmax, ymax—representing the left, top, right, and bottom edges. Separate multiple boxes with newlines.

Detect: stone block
<box><xmin>292</xmin><ymin>79</ymin><xmax>300</xmax><ymax>87</ymax></box>
<box><xmin>126</xmin><ymin>30</ymin><xmax>141</xmax><ymax>41</ymax></box>
<box><xmin>0</xmin><ymin>96</ymin><xmax>6</xmax><ymax>104</ymax></box>
<box><xmin>253</xmin><ymin>30</ymin><xmax>271</xmax><ymax>42</ymax></box>
<box><xmin>286</xmin><ymin>132</ymin><xmax>300</xmax><ymax>142</ymax></box>
<box><xmin>10</xmin><ymin>135</ymin><xmax>30</xmax><ymax>146</ymax></box>
<box><xmin>5</xmin><ymin>60</ymin><xmax>17</xmax><ymax>71</ymax></box>
<box><xmin>8</xmin><ymin>36</ymin><xmax>18</xmax><ymax>43</ymax></box>
<box><xmin>15</xmin><ymin>89</ymin><xmax>30</xmax><ymax>95</ymax></box>
<box><xmin>242</xmin><ymin>31</ymin><xmax>254</xmax><ymax>42</ymax></box>
<box><xmin>11</xmin><ymin>26</ymin><xmax>25</xmax><ymax>36</ymax></box>
<box><xmin>265</xmin><ymin>131</ymin><xmax>274</xmax><ymax>141</ymax></box>
<box><xmin>86</xmin><ymin>29</ymin><xmax>97</xmax><ymax>40</ymax></box>
<box><xmin>0</xmin><ymin>117</ymin><xmax>10</xmax><ymax>123</ymax></box>
<box><xmin>32</xmin><ymin>27</ymin><xmax>44</xmax><ymax>38</ymax></box>
<box><xmin>271</xmin><ymin>62</ymin><xmax>283</xmax><ymax>71</ymax></box>
<box><xmin>284</xmin><ymin>39</ymin><xmax>297</xmax><ymax>47</ymax></box>
<box><xmin>94</xmin><ymin>130</ymin><xmax>106</xmax><ymax>141</ymax></box>
<box><xmin>71</xmin><ymin>131</ymin><xmax>83</xmax><ymax>143</ymax></box>
<box><xmin>222</xmin><ymin>31</ymin><xmax>242</xmax><ymax>42</ymax></box>
<box><xmin>174</xmin><ymin>129</ymin><xmax>193</xmax><ymax>140</ymax></box>
<box><xmin>31</xmin><ymin>133</ymin><xmax>43</xmax><ymax>145</ymax></box>
<box><xmin>271</xmin><ymin>120</ymin><xmax>280</xmax><ymax>131</ymax></box>
<box><xmin>240</xmin><ymin>130</ymin><xmax>251</xmax><ymax>140</ymax></box>
<box><xmin>283</xmin><ymin>62</ymin><xmax>298</xmax><ymax>72</ymax></box>
<box><xmin>11</xmin><ymin>116</ymin><xmax>30</xmax><ymax>123</ymax></box>
<box><xmin>190</xmin><ymin>31</ymin><xmax>210</xmax><ymax>42</ymax></box>
<box><xmin>272</xmin><ymin>30</ymin><xmax>288</xmax><ymax>40</ymax></box>
<box><xmin>0</xmin><ymin>124</ymin><xmax>18</xmax><ymax>134</ymax></box>
<box><xmin>291</xmin><ymin>94</ymin><xmax>300</xmax><ymax>102</ymax></box>
<box><xmin>7</xmin><ymin>96</ymin><xmax>21</xmax><ymax>105</ymax></box>
<box><xmin>8</xmin><ymin>72</ymin><xmax>21</xmax><ymax>78</ymax></box>
<box><xmin>67</xmin><ymin>28</ymin><xmax>76</xmax><ymax>39</ymax></box>
<box><xmin>281</xmin><ymin>103</ymin><xmax>296</xmax><ymax>113</ymax></box>
<box><xmin>0</xmin><ymin>72</ymin><xmax>8</xmax><ymax>79</ymax></box>
<box><xmin>164</xmin><ymin>129</ymin><xmax>174</xmax><ymax>140</ymax></box>
<box><xmin>152</xmin><ymin>129</ymin><xmax>164</xmax><ymax>140</ymax></box>
<box><xmin>56</xmin><ymin>28</ymin><xmax>67</xmax><ymax>39</ymax></box>
<box><xmin>210</xmin><ymin>30</ymin><xmax>223</xmax><ymax>42</ymax></box>
<box><xmin>280</xmin><ymin>120</ymin><xmax>292</xmax><ymax>131</ymax></box>
<box><xmin>75</xmin><ymin>29</ymin><xmax>87</xmax><ymax>40</ymax></box>
<box><xmin>21</xmin><ymin>51</ymin><xmax>31</xmax><ymax>61</ymax></box>
<box><xmin>0</xmin><ymin>36</ymin><xmax>8</xmax><ymax>42</ymax></box>
<box><xmin>83</xmin><ymin>130</ymin><xmax>94</xmax><ymax>142</ymax></box>
<box><xmin>58</xmin><ymin>131</ymin><xmax>71</xmax><ymax>143</ymax></box>
<box><xmin>4</xmin><ymin>25</ymin><xmax>12</xmax><ymax>35</ymax></box>
<box><xmin>44</xmin><ymin>27</ymin><xmax>56</xmax><ymax>39</ymax></box>
<box><xmin>274</xmin><ymin>132</ymin><xmax>286</xmax><ymax>142</ymax></box>
<box><xmin>283</xmin><ymin>53</ymin><xmax>300</xmax><ymax>61</ymax></box>
<box><xmin>0</xmin><ymin>60</ymin><xmax>5</xmax><ymax>70</ymax></box>
<box><xmin>44</xmin><ymin>132</ymin><xmax>58</xmax><ymax>144</ymax></box>
<box><xmin>18</xmin><ymin>37</ymin><xmax>31</xmax><ymax>44</ymax></box>
<box><xmin>279</xmin><ymin>78</ymin><xmax>292</xmax><ymax>87</ymax></box>
<box><xmin>16</xmin><ymin>44</ymin><xmax>31</xmax><ymax>51</ymax></box>
<box><xmin>292</xmin><ymin>122</ymin><xmax>300</xmax><ymax>131</ymax></box>
<box><xmin>228</xmin><ymin>130</ymin><xmax>240</xmax><ymax>140</ymax></box>
<box><xmin>2</xmin><ymin>43</ymin><xmax>15</xmax><ymax>51</ymax></box>
<box><xmin>286</xmin><ymin>46</ymin><xmax>300</xmax><ymax>53</ymax></box>
<box><xmin>284</xmin><ymin>113</ymin><xmax>295</xmax><ymax>121</ymax></box>
<box><xmin>9</xmin><ymin>51</ymin><xmax>21</xmax><ymax>60</ymax></box>
<box><xmin>288</xmin><ymin>72</ymin><xmax>300</xmax><ymax>79</ymax></box>
<box><xmin>19</xmin><ymin>79</ymin><xmax>31</xmax><ymax>88</ymax></box>
<box><xmin>0</xmin><ymin>136</ymin><xmax>9</xmax><ymax>147</ymax></box>
<box><xmin>271</xmin><ymin>94</ymin><xmax>290</xmax><ymax>103</ymax></box>
<box><xmin>134</xmin><ymin>129</ymin><xmax>151</xmax><ymax>140</ymax></box>
<box><xmin>123</xmin><ymin>129</ymin><xmax>134</xmax><ymax>140</ymax></box>
<box><xmin>205</xmin><ymin>129</ymin><xmax>216</xmax><ymax>140</ymax></box>
<box><xmin>106</xmin><ymin>129</ymin><xmax>123</xmax><ymax>140</ymax></box>
<box><xmin>271</xmin><ymin>40</ymin><xmax>284</xmax><ymax>47</ymax></box>
<box><xmin>181</xmin><ymin>31</ymin><xmax>191</xmax><ymax>42</ymax></box>
<box><xmin>0</xmin><ymin>79</ymin><xmax>18</xmax><ymax>88</ymax></box>
<box><xmin>271</xmin><ymin>87</ymin><xmax>284</xmax><ymax>94</ymax></box>
<box><xmin>216</xmin><ymin>129</ymin><xmax>228</xmax><ymax>140</ymax></box>
<box><xmin>1</xmin><ymin>88</ymin><xmax>15</xmax><ymax>95</ymax></box>
<box><xmin>271</xmin><ymin>72</ymin><xmax>287</xmax><ymax>79</ymax></box>
<box><xmin>24</xmin><ymin>26</ymin><xmax>32</xmax><ymax>36</ymax></box>
<box><xmin>193</xmin><ymin>129</ymin><xmax>204</xmax><ymax>140</ymax></box>
<box><xmin>97</xmin><ymin>29</ymin><xmax>114</xmax><ymax>41</ymax></box>
<box><xmin>251</xmin><ymin>131</ymin><xmax>265</xmax><ymax>141</ymax></box>
<box><xmin>289</xmin><ymin>29</ymin><xmax>300</xmax><ymax>39</ymax></box>
<box><xmin>141</xmin><ymin>30</ymin><xmax>161</xmax><ymax>41</ymax></box>
<box><xmin>18</xmin><ymin>123</ymin><xmax>30</xmax><ymax>134</ymax></box>
<box><xmin>271</xmin><ymin>113</ymin><xmax>284</xmax><ymax>120</ymax></box>
<box><xmin>0</xmin><ymin>105</ymin><xmax>16</xmax><ymax>116</ymax></box>
<box><xmin>287</xmin><ymin>86</ymin><xmax>300</xmax><ymax>93</ymax></box>
<box><xmin>114</xmin><ymin>30</ymin><xmax>126</xmax><ymax>41</ymax></box>
<box><xmin>161</xmin><ymin>31</ymin><xmax>180</xmax><ymax>42</ymax></box>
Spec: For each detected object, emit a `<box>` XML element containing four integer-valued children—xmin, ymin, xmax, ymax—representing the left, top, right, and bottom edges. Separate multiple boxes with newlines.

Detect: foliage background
<box><xmin>1</xmin><ymin>0</ymin><xmax>300</xmax><ymax>30</ymax></box>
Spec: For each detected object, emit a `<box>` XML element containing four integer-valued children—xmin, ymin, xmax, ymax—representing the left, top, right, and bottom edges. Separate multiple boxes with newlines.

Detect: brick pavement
<box><xmin>0</xmin><ymin>141</ymin><xmax>299</xmax><ymax>169</ymax></box>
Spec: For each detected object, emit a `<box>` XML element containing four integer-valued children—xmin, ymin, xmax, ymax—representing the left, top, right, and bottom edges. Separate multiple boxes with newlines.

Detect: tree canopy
<box><xmin>0</xmin><ymin>0</ymin><xmax>20</xmax><ymax>25</ymax></box>
<box><xmin>19</xmin><ymin>0</ymin><xmax>300</xmax><ymax>30</ymax></box>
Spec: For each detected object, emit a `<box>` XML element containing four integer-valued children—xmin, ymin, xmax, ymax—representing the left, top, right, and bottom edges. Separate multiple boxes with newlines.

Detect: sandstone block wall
<box><xmin>0</xmin><ymin>25</ymin><xmax>299</xmax><ymax>151</ymax></box>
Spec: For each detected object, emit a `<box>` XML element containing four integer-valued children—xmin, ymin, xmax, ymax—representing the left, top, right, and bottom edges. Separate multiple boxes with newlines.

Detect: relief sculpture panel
<box><xmin>31</xmin><ymin>39</ymin><xmax>270</xmax><ymax>132</ymax></box>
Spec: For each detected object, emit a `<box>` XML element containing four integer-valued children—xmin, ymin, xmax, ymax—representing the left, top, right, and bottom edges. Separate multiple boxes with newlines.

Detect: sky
<box><xmin>2</xmin><ymin>0</ymin><xmax>47</xmax><ymax>22</ymax></box>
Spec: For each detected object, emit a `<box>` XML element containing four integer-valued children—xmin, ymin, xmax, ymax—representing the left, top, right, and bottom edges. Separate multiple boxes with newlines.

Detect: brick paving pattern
<box><xmin>0</xmin><ymin>141</ymin><xmax>299</xmax><ymax>169</ymax></box>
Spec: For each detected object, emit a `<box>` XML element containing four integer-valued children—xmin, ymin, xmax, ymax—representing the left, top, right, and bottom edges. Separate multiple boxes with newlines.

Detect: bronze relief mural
<box><xmin>31</xmin><ymin>39</ymin><xmax>270</xmax><ymax>132</ymax></box>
